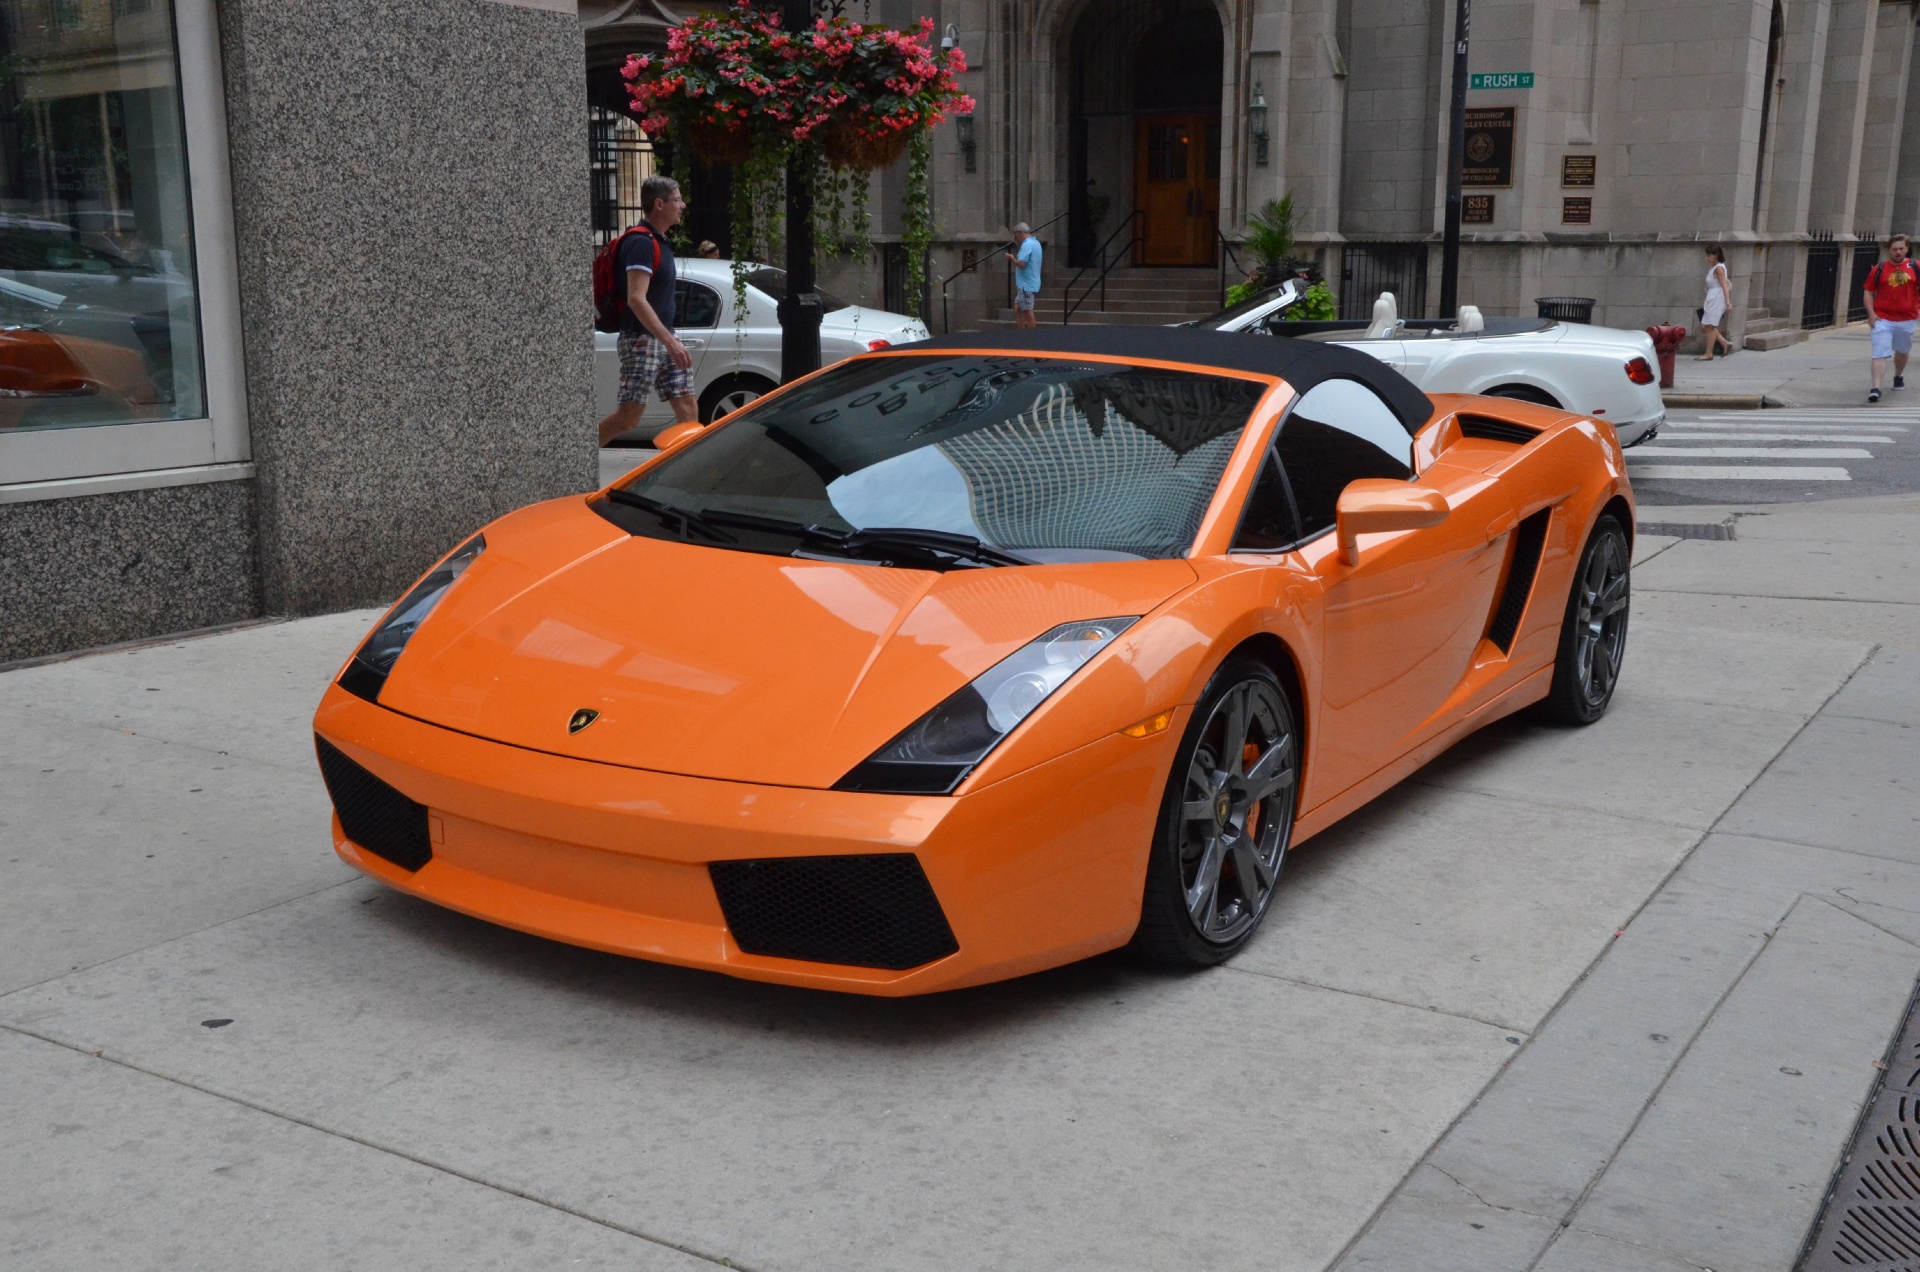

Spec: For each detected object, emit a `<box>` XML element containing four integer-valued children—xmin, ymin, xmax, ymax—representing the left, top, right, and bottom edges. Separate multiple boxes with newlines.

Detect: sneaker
<box><xmin>1870</xmin><ymin>388</ymin><xmax>1883</xmax><ymax>402</ymax></box>
<box><xmin>1897</xmin><ymin>375</ymin><xmax>1907</xmax><ymax>389</ymax></box>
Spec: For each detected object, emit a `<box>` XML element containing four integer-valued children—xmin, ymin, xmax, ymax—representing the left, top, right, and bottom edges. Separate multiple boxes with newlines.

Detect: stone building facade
<box><xmin>2</xmin><ymin>0</ymin><xmax>593</xmax><ymax>663</ymax></box>
<box><xmin>594</xmin><ymin>0</ymin><xmax>1920</xmax><ymax>341</ymax></box>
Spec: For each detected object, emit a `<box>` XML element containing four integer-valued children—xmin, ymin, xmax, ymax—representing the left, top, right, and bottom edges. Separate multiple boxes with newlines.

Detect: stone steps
<box><xmin>1742</xmin><ymin>307</ymin><xmax>1809</xmax><ymax>351</ymax></box>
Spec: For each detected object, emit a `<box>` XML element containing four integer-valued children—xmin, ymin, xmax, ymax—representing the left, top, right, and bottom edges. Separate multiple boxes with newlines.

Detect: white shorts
<box><xmin>1873</xmin><ymin>318</ymin><xmax>1916</xmax><ymax>359</ymax></box>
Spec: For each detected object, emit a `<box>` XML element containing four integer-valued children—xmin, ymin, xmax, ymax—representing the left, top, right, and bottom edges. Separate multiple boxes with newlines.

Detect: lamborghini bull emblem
<box><xmin>567</xmin><ymin>708</ymin><xmax>600</xmax><ymax>734</ymax></box>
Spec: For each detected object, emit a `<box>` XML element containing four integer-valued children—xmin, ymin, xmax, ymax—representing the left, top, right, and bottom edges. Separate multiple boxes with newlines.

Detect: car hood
<box><xmin>376</xmin><ymin>498</ymin><xmax>1196</xmax><ymax>788</ymax></box>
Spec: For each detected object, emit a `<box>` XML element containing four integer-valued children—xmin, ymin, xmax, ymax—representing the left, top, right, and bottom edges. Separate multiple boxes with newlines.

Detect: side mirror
<box><xmin>1335</xmin><ymin>479</ymin><xmax>1448</xmax><ymax>565</ymax></box>
<box><xmin>653</xmin><ymin>421</ymin><xmax>704</xmax><ymax>451</ymax></box>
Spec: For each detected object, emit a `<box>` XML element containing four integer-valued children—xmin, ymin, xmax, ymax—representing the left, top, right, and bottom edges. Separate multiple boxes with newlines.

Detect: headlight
<box><xmin>337</xmin><ymin>534</ymin><xmax>485</xmax><ymax>703</ymax></box>
<box><xmin>834</xmin><ymin>617</ymin><xmax>1138</xmax><ymax>795</ymax></box>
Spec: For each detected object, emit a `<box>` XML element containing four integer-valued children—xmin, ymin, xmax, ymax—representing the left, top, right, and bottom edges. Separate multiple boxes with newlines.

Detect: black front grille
<box><xmin>1459</xmin><ymin>415</ymin><xmax>1541</xmax><ymax>445</ymax></box>
<box><xmin>1487</xmin><ymin>508</ymin><xmax>1552</xmax><ymax>653</ymax></box>
<box><xmin>314</xmin><ymin>735</ymin><xmax>433</xmax><ymax>871</ymax></box>
<box><xmin>709</xmin><ymin>854</ymin><xmax>959</xmax><ymax>970</ymax></box>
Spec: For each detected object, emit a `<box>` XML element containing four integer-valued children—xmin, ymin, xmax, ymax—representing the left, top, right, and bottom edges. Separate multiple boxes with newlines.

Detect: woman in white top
<box><xmin>1698</xmin><ymin>243</ymin><xmax>1734</xmax><ymax>359</ymax></box>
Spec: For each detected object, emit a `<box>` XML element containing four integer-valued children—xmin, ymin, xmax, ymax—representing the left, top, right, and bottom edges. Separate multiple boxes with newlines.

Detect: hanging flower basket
<box><xmin>687</xmin><ymin>118</ymin><xmax>754</xmax><ymax>166</ymax></box>
<box><xmin>819</xmin><ymin>122</ymin><xmax>914</xmax><ymax>172</ymax></box>
<box><xmin>623</xmin><ymin>2</ymin><xmax>973</xmax><ymax>319</ymax></box>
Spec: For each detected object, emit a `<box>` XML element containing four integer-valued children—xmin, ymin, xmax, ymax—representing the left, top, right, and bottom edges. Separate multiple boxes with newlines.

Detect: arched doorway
<box><xmin>1067</xmin><ymin>0</ymin><xmax>1223</xmax><ymax>268</ymax></box>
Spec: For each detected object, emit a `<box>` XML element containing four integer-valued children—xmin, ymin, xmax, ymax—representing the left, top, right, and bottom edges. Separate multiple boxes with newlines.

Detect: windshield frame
<box><xmin>603</xmin><ymin>349</ymin><xmax>1291</xmax><ymax>564</ymax></box>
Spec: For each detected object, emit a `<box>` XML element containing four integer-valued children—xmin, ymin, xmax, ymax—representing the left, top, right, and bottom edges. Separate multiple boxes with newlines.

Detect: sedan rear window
<box><xmin>607</xmin><ymin>355</ymin><xmax>1268</xmax><ymax>563</ymax></box>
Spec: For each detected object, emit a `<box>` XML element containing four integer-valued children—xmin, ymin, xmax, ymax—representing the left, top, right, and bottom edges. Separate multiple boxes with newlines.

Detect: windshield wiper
<box><xmin>604</xmin><ymin>488</ymin><xmax>737</xmax><ymax>544</ymax></box>
<box><xmin>817</xmin><ymin>526</ymin><xmax>1033</xmax><ymax>568</ymax></box>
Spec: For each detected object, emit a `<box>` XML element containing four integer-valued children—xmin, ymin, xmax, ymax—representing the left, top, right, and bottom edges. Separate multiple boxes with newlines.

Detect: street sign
<box><xmin>1470</xmin><ymin>72</ymin><xmax>1534</xmax><ymax>90</ymax></box>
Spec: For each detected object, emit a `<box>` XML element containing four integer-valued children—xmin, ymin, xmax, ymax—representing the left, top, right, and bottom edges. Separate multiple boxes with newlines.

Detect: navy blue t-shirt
<box><xmin>617</xmin><ymin>225</ymin><xmax>676</xmax><ymax>333</ymax></box>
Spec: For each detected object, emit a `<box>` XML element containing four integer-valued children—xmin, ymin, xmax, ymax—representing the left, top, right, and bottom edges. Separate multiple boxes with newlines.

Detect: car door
<box><xmin>1275</xmin><ymin>380</ymin><xmax>1511</xmax><ymax>809</ymax></box>
<box><xmin>673</xmin><ymin>276</ymin><xmax>720</xmax><ymax>388</ymax></box>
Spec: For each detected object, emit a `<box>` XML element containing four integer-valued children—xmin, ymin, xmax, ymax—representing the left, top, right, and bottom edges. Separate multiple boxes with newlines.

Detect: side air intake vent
<box><xmin>1460</xmin><ymin>415</ymin><xmax>1541</xmax><ymax>445</ymax></box>
<box><xmin>314</xmin><ymin>735</ymin><xmax>433</xmax><ymax>871</ymax></box>
<box><xmin>1487</xmin><ymin>508</ymin><xmax>1552</xmax><ymax>653</ymax></box>
<box><xmin>709</xmin><ymin>855</ymin><xmax>960</xmax><ymax>970</ymax></box>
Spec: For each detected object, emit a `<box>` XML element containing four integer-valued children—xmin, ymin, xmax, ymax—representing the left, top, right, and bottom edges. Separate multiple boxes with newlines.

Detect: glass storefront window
<box><xmin>0</xmin><ymin>0</ymin><xmax>202</xmax><ymax>434</ymax></box>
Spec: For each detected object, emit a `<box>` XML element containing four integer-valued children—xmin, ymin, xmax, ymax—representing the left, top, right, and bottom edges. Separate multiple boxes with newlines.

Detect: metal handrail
<box><xmin>937</xmin><ymin>211</ymin><xmax>1068</xmax><ymax>333</ymax></box>
<box><xmin>1216</xmin><ymin>227</ymin><xmax>1247</xmax><ymax>308</ymax></box>
<box><xmin>1061</xmin><ymin>210</ymin><xmax>1147</xmax><ymax>326</ymax></box>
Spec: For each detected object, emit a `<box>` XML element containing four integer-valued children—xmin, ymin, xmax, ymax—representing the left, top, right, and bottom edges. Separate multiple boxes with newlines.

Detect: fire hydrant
<box><xmin>1646</xmin><ymin>324</ymin><xmax>1688</xmax><ymax>389</ymax></box>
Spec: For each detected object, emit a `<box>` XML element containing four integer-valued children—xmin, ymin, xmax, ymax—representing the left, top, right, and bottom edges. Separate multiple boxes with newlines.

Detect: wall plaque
<box><xmin>1462</xmin><ymin>107</ymin><xmax>1516</xmax><ymax>188</ymax></box>
<box><xmin>1463</xmin><ymin>194</ymin><xmax>1496</xmax><ymax>224</ymax></box>
<box><xmin>1562</xmin><ymin>154</ymin><xmax>1596</xmax><ymax>188</ymax></box>
<box><xmin>1562</xmin><ymin>196</ymin><xmax>1593</xmax><ymax>225</ymax></box>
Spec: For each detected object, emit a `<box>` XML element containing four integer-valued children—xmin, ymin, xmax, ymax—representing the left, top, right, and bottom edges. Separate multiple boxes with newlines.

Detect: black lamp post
<box><xmin>774</xmin><ymin>0</ymin><xmax>823</xmax><ymax>383</ymax></box>
<box><xmin>1439</xmin><ymin>0</ymin><xmax>1471</xmax><ymax>320</ymax></box>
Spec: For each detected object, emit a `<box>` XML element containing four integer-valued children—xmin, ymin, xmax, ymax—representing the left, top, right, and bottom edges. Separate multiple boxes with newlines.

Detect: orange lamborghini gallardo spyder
<box><xmin>313</xmin><ymin>328</ymin><xmax>1633</xmax><ymax>994</ymax></box>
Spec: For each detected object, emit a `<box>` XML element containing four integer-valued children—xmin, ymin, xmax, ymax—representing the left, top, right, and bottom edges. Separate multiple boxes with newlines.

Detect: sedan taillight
<box><xmin>1624</xmin><ymin>356</ymin><xmax>1656</xmax><ymax>385</ymax></box>
<box><xmin>867</xmin><ymin>339</ymin><xmax>893</xmax><ymax>351</ymax></box>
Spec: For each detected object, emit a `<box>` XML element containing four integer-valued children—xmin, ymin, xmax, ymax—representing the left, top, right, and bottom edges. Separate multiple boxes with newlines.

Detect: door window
<box><xmin>1273</xmin><ymin>379</ymin><xmax>1414</xmax><ymax>538</ymax></box>
<box><xmin>676</xmin><ymin>280</ymin><xmax>721</xmax><ymax>329</ymax></box>
<box><xmin>1231</xmin><ymin>454</ymin><xmax>1299</xmax><ymax>551</ymax></box>
<box><xmin>1147</xmin><ymin>125</ymin><xmax>1188</xmax><ymax>181</ymax></box>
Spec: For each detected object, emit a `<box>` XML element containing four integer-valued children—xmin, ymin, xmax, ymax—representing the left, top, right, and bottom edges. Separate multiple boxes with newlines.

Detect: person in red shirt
<box><xmin>1864</xmin><ymin>233</ymin><xmax>1919</xmax><ymax>402</ymax></box>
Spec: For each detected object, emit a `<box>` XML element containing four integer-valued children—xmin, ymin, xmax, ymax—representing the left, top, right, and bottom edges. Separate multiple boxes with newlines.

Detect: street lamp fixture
<box><xmin>1249</xmin><ymin>82</ymin><xmax>1269</xmax><ymax>167</ymax></box>
<box><xmin>956</xmin><ymin>111</ymin><xmax>976</xmax><ymax>173</ymax></box>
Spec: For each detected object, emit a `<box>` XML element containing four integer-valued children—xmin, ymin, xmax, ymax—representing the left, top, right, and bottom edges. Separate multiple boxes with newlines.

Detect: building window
<box><xmin>1</xmin><ymin>0</ymin><xmax>203</xmax><ymax>434</ymax></box>
<box><xmin>1</xmin><ymin>0</ymin><xmax>245</xmax><ymax>502</ymax></box>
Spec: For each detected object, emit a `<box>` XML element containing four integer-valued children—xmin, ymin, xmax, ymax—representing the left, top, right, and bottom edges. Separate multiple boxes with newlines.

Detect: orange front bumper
<box><xmin>313</xmin><ymin>686</ymin><xmax>1185</xmax><ymax>995</ymax></box>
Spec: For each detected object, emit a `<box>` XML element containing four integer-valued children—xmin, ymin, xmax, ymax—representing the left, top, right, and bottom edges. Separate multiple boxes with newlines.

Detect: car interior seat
<box><xmin>1364</xmin><ymin>292</ymin><xmax>1398</xmax><ymax>339</ymax></box>
<box><xmin>1457</xmin><ymin>305</ymin><xmax>1485</xmax><ymax>333</ymax></box>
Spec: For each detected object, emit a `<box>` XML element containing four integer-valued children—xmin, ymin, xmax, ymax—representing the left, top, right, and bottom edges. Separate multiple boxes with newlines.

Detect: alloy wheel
<box><xmin>1176</xmin><ymin>680</ymin><xmax>1297</xmax><ymax>944</ymax></box>
<box><xmin>1572</xmin><ymin>527</ymin><xmax>1629</xmax><ymax>708</ymax></box>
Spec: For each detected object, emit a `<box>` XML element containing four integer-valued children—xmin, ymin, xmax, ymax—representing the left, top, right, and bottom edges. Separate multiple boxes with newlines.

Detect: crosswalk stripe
<box><xmin>1631</xmin><ymin>446</ymin><xmax>1873</xmax><ymax>459</ymax></box>
<box><xmin>1630</xmin><ymin>465</ymin><xmax>1852</xmax><ymax>481</ymax></box>
<box><xmin>1657</xmin><ymin>432</ymin><xmax>1895</xmax><ymax>443</ymax></box>
<box><xmin>1676</xmin><ymin>421</ymin><xmax>1908</xmax><ymax>432</ymax></box>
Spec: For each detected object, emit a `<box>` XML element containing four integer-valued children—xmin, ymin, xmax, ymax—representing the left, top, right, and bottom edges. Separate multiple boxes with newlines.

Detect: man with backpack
<box><xmin>595</xmin><ymin>174</ymin><xmax>697</xmax><ymax>446</ymax></box>
<box><xmin>1865</xmin><ymin>233</ymin><xmax>1918</xmax><ymax>403</ymax></box>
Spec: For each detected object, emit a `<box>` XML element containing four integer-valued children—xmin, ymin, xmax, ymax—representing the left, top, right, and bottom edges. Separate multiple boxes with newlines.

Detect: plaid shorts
<box><xmin>1014</xmin><ymin>288</ymin><xmax>1038</xmax><ymax>311</ymax></box>
<box><xmin>617</xmin><ymin>331</ymin><xmax>694</xmax><ymax>405</ymax></box>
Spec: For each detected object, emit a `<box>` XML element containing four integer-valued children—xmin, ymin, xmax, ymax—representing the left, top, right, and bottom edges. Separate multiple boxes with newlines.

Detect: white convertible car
<box><xmin>597</xmin><ymin>257</ymin><xmax>930</xmax><ymax>440</ymax></box>
<box><xmin>1188</xmin><ymin>282</ymin><xmax>1665</xmax><ymax>446</ymax></box>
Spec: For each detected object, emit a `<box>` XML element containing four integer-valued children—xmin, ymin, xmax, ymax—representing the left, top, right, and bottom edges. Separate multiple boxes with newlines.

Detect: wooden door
<box><xmin>1134</xmin><ymin>113</ymin><xmax>1220</xmax><ymax>265</ymax></box>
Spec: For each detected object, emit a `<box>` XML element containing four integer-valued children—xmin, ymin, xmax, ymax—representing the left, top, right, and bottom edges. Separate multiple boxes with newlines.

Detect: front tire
<box><xmin>1133</xmin><ymin>659</ymin><xmax>1299</xmax><ymax>967</ymax></box>
<box><xmin>1541</xmin><ymin>514</ymin><xmax>1630</xmax><ymax>725</ymax></box>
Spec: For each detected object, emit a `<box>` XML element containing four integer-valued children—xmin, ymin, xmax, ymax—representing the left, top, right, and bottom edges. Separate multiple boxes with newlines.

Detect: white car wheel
<box><xmin>701</xmin><ymin>375</ymin><xmax>776</xmax><ymax>424</ymax></box>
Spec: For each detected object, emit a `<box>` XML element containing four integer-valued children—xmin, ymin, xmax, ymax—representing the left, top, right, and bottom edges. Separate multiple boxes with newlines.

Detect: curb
<box><xmin>1660</xmin><ymin>393</ymin><xmax>1771</xmax><ymax>409</ymax></box>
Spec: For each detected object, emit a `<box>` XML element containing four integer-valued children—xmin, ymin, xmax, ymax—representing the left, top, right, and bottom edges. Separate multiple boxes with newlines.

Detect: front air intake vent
<box><xmin>314</xmin><ymin>735</ymin><xmax>433</xmax><ymax>871</ymax></box>
<box><xmin>1460</xmin><ymin>415</ymin><xmax>1541</xmax><ymax>445</ymax></box>
<box><xmin>709</xmin><ymin>854</ymin><xmax>960</xmax><ymax>970</ymax></box>
<box><xmin>1486</xmin><ymin>508</ymin><xmax>1552</xmax><ymax>653</ymax></box>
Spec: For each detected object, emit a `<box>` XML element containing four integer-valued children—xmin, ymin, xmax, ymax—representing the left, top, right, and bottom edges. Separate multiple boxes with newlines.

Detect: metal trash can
<box><xmin>1535</xmin><ymin>296</ymin><xmax>1597</xmax><ymax>323</ymax></box>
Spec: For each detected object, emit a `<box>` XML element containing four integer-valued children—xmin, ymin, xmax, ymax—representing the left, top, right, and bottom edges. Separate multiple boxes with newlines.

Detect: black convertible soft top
<box><xmin>907</xmin><ymin>326</ymin><xmax>1437</xmax><ymax>435</ymax></box>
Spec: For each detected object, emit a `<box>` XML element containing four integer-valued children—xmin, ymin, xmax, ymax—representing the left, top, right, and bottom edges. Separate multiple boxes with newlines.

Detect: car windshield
<box><xmin>606</xmin><ymin>355</ymin><xmax>1268</xmax><ymax>564</ymax></box>
<box><xmin>1192</xmin><ymin>285</ymin><xmax>1290</xmax><ymax>330</ymax></box>
<box><xmin>745</xmin><ymin>267</ymin><xmax>850</xmax><ymax>314</ymax></box>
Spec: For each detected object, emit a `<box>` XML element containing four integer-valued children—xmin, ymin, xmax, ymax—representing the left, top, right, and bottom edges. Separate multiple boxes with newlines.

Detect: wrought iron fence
<box><xmin>590</xmin><ymin>107</ymin><xmax>657</xmax><ymax>248</ymax></box>
<box><xmin>1848</xmin><ymin>235</ymin><xmax>1881</xmax><ymax>324</ymax></box>
<box><xmin>1802</xmin><ymin>232</ymin><xmax>1839</xmax><ymax>330</ymax></box>
<box><xmin>1339</xmin><ymin>243</ymin><xmax>1428</xmax><ymax>320</ymax></box>
<box><xmin>883</xmin><ymin>244</ymin><xmax>930</xmax><ymax>319</ymax></box>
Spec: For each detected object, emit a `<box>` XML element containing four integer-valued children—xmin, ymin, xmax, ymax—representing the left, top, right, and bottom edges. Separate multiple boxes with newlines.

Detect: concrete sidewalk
<box><xmin>1666</xmin><ymin>323</ymin><xmax>1877</xmax><ymax>408</ymax></box>
<box><xmin>3</xmin><ymin>498</ymin><xmax>1918</xmax><ymax>1270</ymax></box>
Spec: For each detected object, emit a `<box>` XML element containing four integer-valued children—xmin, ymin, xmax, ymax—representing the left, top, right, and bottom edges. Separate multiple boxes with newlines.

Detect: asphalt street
<box><xmin>1632</xmin><ymin>403</ymin><xmax>1920</xmax><ymax>507</ymax></box>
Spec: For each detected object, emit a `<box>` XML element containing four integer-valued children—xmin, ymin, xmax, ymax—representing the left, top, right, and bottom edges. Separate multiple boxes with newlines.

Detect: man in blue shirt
<box><xmin>1009</xmin><ymin>222</ymin><xmax>1042</xmax><ymax>329</ymax></box>
<box><xmin>596</xmin><ymin>175</ymin><xmax>697</xmax><ymax>447</ymax></box>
